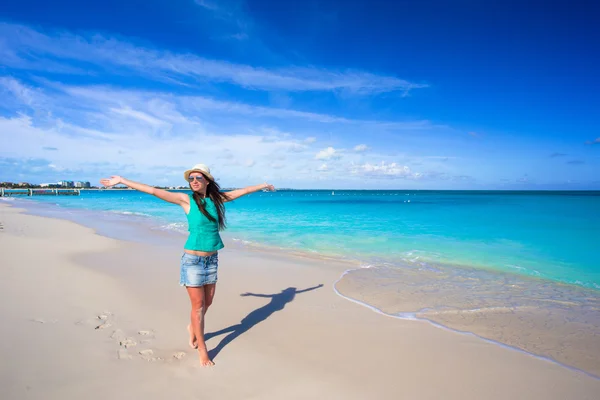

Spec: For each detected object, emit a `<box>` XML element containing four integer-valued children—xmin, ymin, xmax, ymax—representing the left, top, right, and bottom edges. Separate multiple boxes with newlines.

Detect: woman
<box><xmin>100</xmin><ymin>163</ymin><xmax>274</xmax><ymax>366</ymax></box>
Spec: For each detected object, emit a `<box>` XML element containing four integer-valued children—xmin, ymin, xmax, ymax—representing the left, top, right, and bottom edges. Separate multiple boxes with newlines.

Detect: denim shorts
<box><xmin>180</xmin><ymin>253</ymin><xmax>219</xmax><ymax>287</ymax></box>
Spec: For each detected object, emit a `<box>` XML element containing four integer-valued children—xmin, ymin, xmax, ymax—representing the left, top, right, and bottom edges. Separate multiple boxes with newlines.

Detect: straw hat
<box><xmin>184</xmin><ymin>164</ymin><xmax>214</xmax><ymax>181</ymax></box>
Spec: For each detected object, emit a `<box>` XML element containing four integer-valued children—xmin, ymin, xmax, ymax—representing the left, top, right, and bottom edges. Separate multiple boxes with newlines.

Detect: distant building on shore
<box><xmin>75</xmin><ymin>181</ymin><xmax>91</xmax><ymax>188</ymax></box>
<box><xmin>40</xmin><ymin>183</ymin><xmax>61</xmax><ymax>188</ymax></box>
<box><xmin>58</xmin><ymin>180</ymin><xmax>74</xmax><ymax>188</ymax></box>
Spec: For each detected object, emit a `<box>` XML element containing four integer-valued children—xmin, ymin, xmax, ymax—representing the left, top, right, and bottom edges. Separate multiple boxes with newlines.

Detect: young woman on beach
<box><xmin>100</xmin><ymin>164</ymin><xmax>274</xmax><ymax>366</ymax></box>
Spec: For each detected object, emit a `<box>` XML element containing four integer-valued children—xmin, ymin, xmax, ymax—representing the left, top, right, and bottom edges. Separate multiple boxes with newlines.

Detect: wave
<box><xmin>153</xmin><ymin>222</ymin><xmax>187</xmax><ymax>234</ymax></box>
<box><xmin>332</xmin><ymin>264</ymin><xmax>600</xmax><ymax>380</ymax></box>
<box><xmin>108</xmin><ymin>210</ymin><xmax>152</xmax><ymax>217</ymax></box>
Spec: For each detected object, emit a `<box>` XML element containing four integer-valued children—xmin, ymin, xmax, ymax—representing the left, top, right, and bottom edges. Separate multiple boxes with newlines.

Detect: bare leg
<box><xmin>186</xmin><ymin>284</ymin><xmax>217</xmax><ymax>366</ymax></box>
<box><xmin>187</xmin><ymin>323</ymin><xmax>197</xmax><ymax>349</ymax></box>
<box><xmin>186</xmin><ymin>284</ymin><xmax>216</xmax><ymax>349</ymax></box>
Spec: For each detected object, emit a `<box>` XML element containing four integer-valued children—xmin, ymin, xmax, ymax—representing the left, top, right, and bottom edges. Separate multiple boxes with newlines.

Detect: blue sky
<box><xmin>0</xmin><ymin>0</ymin><xmax>598</xmax><ymax>189</ymax></box>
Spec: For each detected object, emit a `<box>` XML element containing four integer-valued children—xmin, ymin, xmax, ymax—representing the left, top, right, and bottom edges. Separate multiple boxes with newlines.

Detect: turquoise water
<box><xmin>5</xmin><ymin>189</ymin><xmax>600</xmax><ymax>289</ymax></box>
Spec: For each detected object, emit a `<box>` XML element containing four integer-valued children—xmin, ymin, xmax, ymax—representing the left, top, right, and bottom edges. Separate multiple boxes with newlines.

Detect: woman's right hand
<box><xmin>99</xmin><ymin>176</ymin><xmax>123</xmax><ymax>187</ymax></box>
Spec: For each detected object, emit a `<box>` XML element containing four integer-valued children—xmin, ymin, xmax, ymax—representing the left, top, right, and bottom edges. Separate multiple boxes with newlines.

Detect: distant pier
<box><xmin>0</xmin><ymin>188</ymin><xmax>81</xmax><ymax>197</ymax></box>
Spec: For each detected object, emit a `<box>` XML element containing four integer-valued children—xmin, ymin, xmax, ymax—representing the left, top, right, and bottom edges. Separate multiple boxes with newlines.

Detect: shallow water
<box><xmin>8</xmin><ymin>189</ymin><xmax>600</xmax><ymax>288</ymax></box>
<box><xmin>334</xmin><ymin>263</ymin><xmax>600</xmax><ymax>377</ymax></box>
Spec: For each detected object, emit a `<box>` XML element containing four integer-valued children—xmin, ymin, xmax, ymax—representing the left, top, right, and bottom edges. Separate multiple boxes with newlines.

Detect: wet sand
<box><xmin>335</xmin><ymin>264</ymin><xmax>600</xmax><ymax>377</ymax></box>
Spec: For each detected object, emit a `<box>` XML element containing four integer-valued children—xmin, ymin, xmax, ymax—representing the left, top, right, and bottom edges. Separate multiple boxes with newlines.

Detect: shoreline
<box><xmin>3</xmin><ymin>198</ymin><xmax>600</xmax><ymax>378</ymax></box>
<box><xmin>4</xmin><ymin>195</ymin><xmax>599</xmax><ymax>292</ymax></box>
<box><xmin>333</xmin><ymin>268</ymin><xmax>600</xmax><ymax>380</ymax></box>
<box><xmin>1</xmin><ymin>202</ymin><xmax>599</xmax><ymax>399</ymax></box>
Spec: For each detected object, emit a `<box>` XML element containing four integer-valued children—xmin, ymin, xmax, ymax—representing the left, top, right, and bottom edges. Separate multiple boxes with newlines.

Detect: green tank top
<box><xmin>184</xmin><ymin>194</ymin><xmax>224</xmax><ymax>252</ymax></box>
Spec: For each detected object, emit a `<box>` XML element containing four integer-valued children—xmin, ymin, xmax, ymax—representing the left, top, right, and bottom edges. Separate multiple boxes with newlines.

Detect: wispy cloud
<box><xmin>194</xmin><ymin>0</ymin><xmax>247</xmax><ymax>28</ymax></box>
<box><xmin>0</xmin><ymin>22</ymin><xmax>427</xmax><ymax>96</ymax></box>
<box><xmin>584</xmin><ymin>137</ymin><xmax>600</xmax><ymax>145</ymax></box>
<box><xmin>195</xmin><ymin>0</ymin><xmax>221</xmax><ymax>12</ymax></box>
<box><xmin>350</xmin><ymin>162</ymin><xmax>422</xmax><ymax>180</ymax></box>
<box><xmin>0</xmin><ymin>76</ymin><xmax>472</xmax><ymax>187</ymax></box>
<box><xmin>549</xmin><ymin>152</ymin><xmax>567</xmax><ymax>157</ymax></box>
<box><xmin>0</xmin><ymin>76</ymin><xmax>42</xmax><ymax>107</ymax></box>
<box><xmin>54</xmin><ymin>83</ymin><xmax>434</xmax><ymax>129</ymax></box>
<box><xmin>227</xmin><ymin>33</ymin><xmax>249</xmax><ymax>41</ymax></box>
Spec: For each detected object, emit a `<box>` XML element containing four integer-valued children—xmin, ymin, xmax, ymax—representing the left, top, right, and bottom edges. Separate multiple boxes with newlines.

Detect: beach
<box><xmin>1</xmin><ymin>202</ymin><xmax>599</xmax><ymax>399</ymax></box>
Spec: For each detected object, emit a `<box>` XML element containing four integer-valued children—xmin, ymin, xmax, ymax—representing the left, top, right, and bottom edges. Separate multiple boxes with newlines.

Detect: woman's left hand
<box><xmin>263</xmin><ymin>183</ymin><xmax>275</xmax><ymax>191</ymax></box>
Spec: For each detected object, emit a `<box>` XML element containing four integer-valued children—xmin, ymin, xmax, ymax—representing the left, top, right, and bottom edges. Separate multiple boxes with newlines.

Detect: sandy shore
<box><xmin>1</xmin><ymin>202</ymin><xmax>599</xmax><ymax>400</ymax></box>
<box><xmin>335</xmin><ymin>263</ymin><xmax>600</xmax><ymax>377</ymax></box>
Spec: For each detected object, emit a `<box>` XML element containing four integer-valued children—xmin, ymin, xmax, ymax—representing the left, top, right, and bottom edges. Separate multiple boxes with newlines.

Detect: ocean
<box><xmin>8</xmin><ymin>189</ymin><xmax>599</xmax><ymax>289</ymax></box>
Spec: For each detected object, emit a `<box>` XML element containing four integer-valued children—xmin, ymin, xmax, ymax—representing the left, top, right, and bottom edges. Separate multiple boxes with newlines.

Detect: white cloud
<box><xmin>315</xmin><ymin>147</ymin><xmax>340</xmax><ymax>160</ymax></box>
<box><xmin>0</xmin><ymin>77</ymin><xmax>37</xmax><ymax>105</ymax></box>
<box><xmin>287</xmin><ymin>143</ymin><xmax>308</xmax><ymax>153</ymax></box>
<box><xmin>0</xmin><ymin>22</ymin><xmax>428</xmax><ymax>96</ymax></box>
<box><xmin>20</xmin><ymin>81</ymin><xmax>438</xmax><ymax>138</ymax></box>
<box><xmin>350</xmin><ymin>161</ymin><xmax>423</xmax><ymax>179</ymax></box>
<box><xmin>109</xmin><ymin>106</ymin><xmax>169</xmax><ymax>128</ymax></box>
<box><xmin>0</xmin><ymin>111</ymin><xmax>308</xmax><ymax>185</ymax></box>
<box><xmin>0</xmin><ymin>77</ymin><xmax>463</xmax><ymax>187</ymax></box>
<box><xmin>47</xmin><ymin>163</ymin><xmax>65</xmax><ymax>171</ymax></box>
<box><xmin>354</xmin><ymin>144</ymin><xmax>368</xmax><ymax>152</ymax></box>
<box><xmin>305</xmin><ymin>136</ymin><xmax>317</xmax><ymax>144</ymax></box>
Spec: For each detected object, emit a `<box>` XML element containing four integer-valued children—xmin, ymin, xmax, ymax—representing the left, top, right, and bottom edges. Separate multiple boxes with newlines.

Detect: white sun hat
<box><xmin>184</xmin><ymin>164</ymin><xmax>214</xmax><ymax>181</ymax></box>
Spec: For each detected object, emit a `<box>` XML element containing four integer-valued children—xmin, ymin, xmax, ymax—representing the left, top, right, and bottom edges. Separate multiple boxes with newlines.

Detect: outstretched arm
<box><xmin>240</xmin><ymin>292</ymin><xmax>274</xmax><ymax>298</ymax></box>
<box><xmin>99</xmin><ymin>176</ymin><xmax>189</xmax><ymax>207</ymax></box>
<box><xmin>223</xmin><ymin>183</ymin><xmax>275</xmax><ymax>202</ymax></box>
<box><xmin>295</xmin><ymin>284</ymin><xmax>324</xmax><ymax>294</ymax></box>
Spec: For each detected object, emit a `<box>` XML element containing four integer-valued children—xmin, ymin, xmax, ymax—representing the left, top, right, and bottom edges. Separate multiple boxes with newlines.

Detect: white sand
<box><xmin>1</xmin><ymin>202</ymin><xmax>598</xmax><ymax>400</ymax></box>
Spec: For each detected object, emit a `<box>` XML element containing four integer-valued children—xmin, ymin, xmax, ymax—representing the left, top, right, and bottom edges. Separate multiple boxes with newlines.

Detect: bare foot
<box><xmin>187</xmin><ymin>324</ymin><xmax>198</xmax><ymax>349</ymax></box>
<box><xmin>197</xmin><ymin>348</ymin><xmax>215</xmax><ymax>367</ymax></box>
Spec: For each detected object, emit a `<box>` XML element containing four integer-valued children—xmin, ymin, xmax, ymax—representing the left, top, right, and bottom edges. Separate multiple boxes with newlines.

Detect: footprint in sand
<box><xmin>139</xmin><ymin>349</ymin><xmax>163</xmax><ymax>362</ymax></box>
<box><xmin>76</xmin><ymin>312</ymin><xmax>165</xmax><ymax>362</ymax></box>
<box><xmin>96</xmin><ymin>311</ymin><xmax>113</xmax><ymax>320</ymax></box>
<box><xmin>111</xmin><ymin>329</ymin><xmax>126</xmax><ymax>341</ymax></box>
<box><xmin>173</xmin><ymin>352</ymin><xmax>186</xmax><ymax>360</ymax></box>
<box><xmin>120</xmin><ymin>338</ymin><xmax>137</xmax><ymax>348</ymax></box>
<box><xmin>117</xmin><ymin>348</ymin><xmax>132</xmax><ymax>360</ymax></box>
<box><xmin>94</xmin><ymin>313</ymin><xmax>113</xmax><ymax>329</ymax></box>
<box><xmin>76</xmin><ymin>311</ymin><xmax>113</xmax><ymax>328</ymax></box>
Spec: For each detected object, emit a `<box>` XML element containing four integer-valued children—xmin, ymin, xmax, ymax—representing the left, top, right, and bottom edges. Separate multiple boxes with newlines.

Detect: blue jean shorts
<box><xmin>180</xmin><ymin>253</ymin><xmax>219</xmax><ymax>287</ymax></box>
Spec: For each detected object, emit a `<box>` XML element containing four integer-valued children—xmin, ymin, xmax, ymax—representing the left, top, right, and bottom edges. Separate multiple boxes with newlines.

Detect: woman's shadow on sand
<box><xmin>205</xmin><ymin>284</ymin><xmax>323</xmax><ymax>359</ymax></box>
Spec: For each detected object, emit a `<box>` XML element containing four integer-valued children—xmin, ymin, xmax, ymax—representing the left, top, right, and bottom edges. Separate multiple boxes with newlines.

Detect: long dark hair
<box><xmin>190</xmin><ymin>174</ymin><xmax>227</xmax><ymax>231</ymax></box>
